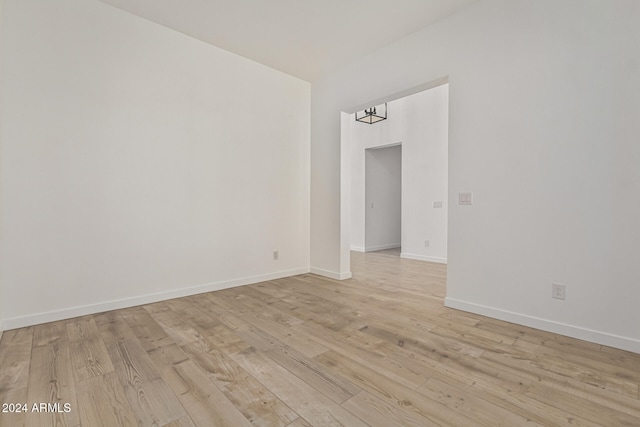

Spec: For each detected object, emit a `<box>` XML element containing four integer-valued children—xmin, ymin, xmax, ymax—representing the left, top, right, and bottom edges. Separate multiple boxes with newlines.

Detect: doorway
<box><xmin>365</xmin><ymin>144</ymin><xmax>402</xmax><ymax>252</ymax></box>
<box><xmin>343</xmin><ymin>81</ymin><xmax>449</xmax><ymax>270</ymax></box>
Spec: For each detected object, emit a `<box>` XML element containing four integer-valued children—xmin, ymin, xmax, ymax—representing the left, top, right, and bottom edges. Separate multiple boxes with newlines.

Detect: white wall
<box><xmin>364</xmin><ymin>145</ymin><xmax>402</xmax><ymax>251</ymax></box>
<box><xmin>0</xmin><ymin>0</ymin><xmax>3</xmax><ymax>340</ymax></box>
<box><xmin>0</xmin><ymin>0</ymin><xmax>310</xmax><ymax>329</ymax></box>
<box><xmin>311</xmin><ymin>0</ymin><xmax>640</xmax><ymax>353</ymax></box>
<box><xmin>348</xmin><ymin>86</ymin><xmax>449</xmax><ymax>263</ymax></box>
<box><xmin>401</xmin><ymin>86</ymin><xmax>449</xmax><ymax>263</ymax></box>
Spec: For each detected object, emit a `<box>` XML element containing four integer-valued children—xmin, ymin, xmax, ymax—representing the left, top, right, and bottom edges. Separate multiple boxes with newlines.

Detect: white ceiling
<box><xmin>97</xmin><ymin>0</ymin><xmax>479</xmax><ymax>82</ymax></box>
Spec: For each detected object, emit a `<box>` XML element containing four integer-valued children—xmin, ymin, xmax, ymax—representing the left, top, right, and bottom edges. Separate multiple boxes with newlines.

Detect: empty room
<box><xmin>1</xmin><ymin>0</ymin><xmax>639</xmax><ymax>426</ymax></box>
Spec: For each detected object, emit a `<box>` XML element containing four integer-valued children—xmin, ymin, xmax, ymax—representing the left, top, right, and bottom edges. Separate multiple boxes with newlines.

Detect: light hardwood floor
<box><xmin>1</xmin><ymin>250</ymin><xmax>639</xmax><ymax>426</ymax></box>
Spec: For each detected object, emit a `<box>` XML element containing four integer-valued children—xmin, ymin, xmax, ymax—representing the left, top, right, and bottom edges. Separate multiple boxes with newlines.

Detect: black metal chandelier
<box><xmin>355</xmin><ymin>103</ymin><xmax>387</xmax><ymax>124</ymax></box>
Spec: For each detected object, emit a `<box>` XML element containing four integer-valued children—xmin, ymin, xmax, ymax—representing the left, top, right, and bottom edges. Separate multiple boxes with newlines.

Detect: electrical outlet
<box><xmin>433</xmin><ymin>201</ymin><xmax>443</xmax><ymax>208</ymax></box>
<box><xmin>424</xmin><ymin>240</ymin><xmax>430</xmax><ymax>247</ymax></box>
<box><xmin>552</xmin><ymin>283</ymin><xmax>566</xmax><ymax>300</ymax></box>
<box><xmin>273</xmin><ymin>251</ymin><xmax>279</xmax><ymax>261</ymax></box>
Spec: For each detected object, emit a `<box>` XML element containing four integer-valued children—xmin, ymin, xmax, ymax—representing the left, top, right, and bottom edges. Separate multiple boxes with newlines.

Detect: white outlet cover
<box><xmin>552</xmin><ymin>283</ymin><xmax>566</xmax><ymax>300</ymax></box>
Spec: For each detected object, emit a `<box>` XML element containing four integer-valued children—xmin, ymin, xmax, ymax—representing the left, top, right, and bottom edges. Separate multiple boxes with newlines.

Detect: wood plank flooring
<box><xmin>1</xmin><ymin>249</ymin><xmax>639</xmax><ymax>426</ymax></box>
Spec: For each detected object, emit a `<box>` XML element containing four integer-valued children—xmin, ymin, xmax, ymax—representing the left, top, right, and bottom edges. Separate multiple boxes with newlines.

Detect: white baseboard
<box><xmin>310</xmin><ymin>267</ymin><xmax>352</xmax><ymax>280</ymax></box>
<box><xmin>365</xmin><ymin>243</ymin><xmax>401</xmax><ymax>252</ymax></box>
<box><xmin>2</xmin><ymin>267</ymin><xmax>310</xmax><ymax>331</ymax></box>
<box><xmin>445</xmin><ymin>297</ymin><xmax>640</xmax><ymax>354</ymax></box>
<box><xmin>350</xmin><ymin>246</ymin><xmax>365</xmax><ymax>252</ymax></box>
<box><xmin>401</xmin><ymin>252</ymin><xmax>447</xmax><ymax>264</ymax></box>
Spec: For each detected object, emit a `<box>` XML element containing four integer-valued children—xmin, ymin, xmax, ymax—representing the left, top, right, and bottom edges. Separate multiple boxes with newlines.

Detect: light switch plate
<box><xmin>459</xmin><ymin>192</ymin><xmax>473</xmax><ymax>205</ymax></box>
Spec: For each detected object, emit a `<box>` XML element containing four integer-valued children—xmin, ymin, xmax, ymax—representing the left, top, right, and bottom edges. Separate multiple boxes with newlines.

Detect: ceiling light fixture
<box><xmin>355</xmin><ymin>103</ymin><xmax>387</xmax><ymax>124</ymax></box>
